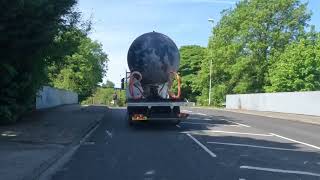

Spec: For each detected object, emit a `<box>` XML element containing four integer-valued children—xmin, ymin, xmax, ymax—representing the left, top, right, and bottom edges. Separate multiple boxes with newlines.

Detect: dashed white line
<box><xmin>207</xmin><ymin>141</ymin><xmax>302</xmax><ymax>152</ymax></box>
<box><xmin>209</xmin><ymin>130</ymin><xmax>273</xmax><ymax>137</ymax></box>
<box><xmin>240</xmin><ymin>166</ymin><xmax>320</xmax><ymax>177</ymax></box>
<box><xmin>186</xmin><ymin>133</ymin><xmax>217</xmax><ymax>158</ymax></box>
<box><xmin>270</xmin><ymin>133</ymin><xmax>320</xmax><ymax>150</ymax></box>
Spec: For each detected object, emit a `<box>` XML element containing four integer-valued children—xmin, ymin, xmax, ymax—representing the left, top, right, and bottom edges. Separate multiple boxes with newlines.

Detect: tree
<box><xmin>50</xmin><ymin>36</ymin><xmax>108</xmax><ymax>100</ymax></box>
<box><xmin>101</xmin><ymin>80</ymin><xmax>115</xmax><ymax>88</ymax></box>
<box><xmin>178</xmin><ymin>45</ymin><xmax>206</xmax><ymax>102</ymax></box>
<box><xmin>265</xmin><ymin>31</ymin><xmax>320</xmax><ymax>92</ymax></box>
<box><xmin>197</xmin><ymin>0</ymin><xmax>311</xmax><ymax>106</ymax></box>
<box><xmin>82</xmin><ymin>88</ymin><xmax>126</xmax><ymax>107</ymax></box>
<box><xmin>0</xmin><ymin>0</ymin><xmax>77</xmax><ymax>123</ymax></box>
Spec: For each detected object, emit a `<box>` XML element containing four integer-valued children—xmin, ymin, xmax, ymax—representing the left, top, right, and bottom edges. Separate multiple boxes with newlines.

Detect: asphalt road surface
<box><xmin>51</xmin><ymin>107</ymin><xmax>320</xmax><ymax>180</ymax></box>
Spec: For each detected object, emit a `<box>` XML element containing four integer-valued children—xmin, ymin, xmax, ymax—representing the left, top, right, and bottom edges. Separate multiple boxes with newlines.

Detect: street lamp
<box><xmin>208</xmin><ymin>18</ymin><xmax>214</xmax><ymax>106</ymax></box>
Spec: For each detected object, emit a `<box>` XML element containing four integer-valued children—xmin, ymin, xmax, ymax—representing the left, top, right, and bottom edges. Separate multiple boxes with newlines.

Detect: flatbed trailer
<box><xmin>126</xmin><ymin>100</ymin><xmax>193</xmax><ymax>125</ymax></box>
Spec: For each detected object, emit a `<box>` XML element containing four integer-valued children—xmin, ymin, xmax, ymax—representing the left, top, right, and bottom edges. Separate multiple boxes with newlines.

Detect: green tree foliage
<box><xmin>266</xmin><ymin>31</ymin><xmax>320</xmax><ymax>92</ymax></box>
<box><xmin>82</xmin><ymin>88</ymin><xmax>126</xmax><ymax>107</ymax></box>
<box><xmin>49</xmin><ymin>36</ymin><xmax>108</xmax><ymax>101</ymax></box>
<box><xmin>178</xmin><ymin>45</ymin><xmax>206</xmax><ymax>101</ymax></box>
<box><xmin>197</xmin><ymin>0</ymin><xmax>311</xmax><ymax>106</ymax></box>
<box><xmin>101</xmin><ymin>80</ymin><xmax>115</xmax><ymax>88</ymax></box>
<box><xmin>1</xmin><ymin>0</ymin><xmax>77</xmax><ymax>123</ymax></box>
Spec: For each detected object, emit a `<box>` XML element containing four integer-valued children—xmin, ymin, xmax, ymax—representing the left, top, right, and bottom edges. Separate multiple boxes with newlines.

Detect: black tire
<box><xmin>126</xmin><ymin>111</ymin><xmax>133</xmax><ymax>126</ymax></box>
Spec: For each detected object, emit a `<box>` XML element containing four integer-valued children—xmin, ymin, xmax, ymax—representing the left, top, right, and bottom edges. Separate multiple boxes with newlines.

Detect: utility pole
<box><xmin>208</xmin><ymin>18</ymin><xmax>214</xmax><ymax>106</ymax></box>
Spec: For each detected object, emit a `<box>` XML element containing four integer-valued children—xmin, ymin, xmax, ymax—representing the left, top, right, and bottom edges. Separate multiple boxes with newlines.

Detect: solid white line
<box><xmin>181</xmin><ymin>122</ymin><xmax>214</xmax><ymax>126</ymax></box>
<box><xmin>181</xmin><ymin>122</ymin><xmax>240</xmax><ymax>127</ymax></box>
<box><xmin>270</xmin><ymin>133</ymin><xmax>320</xmax><ymax>150</ymax></box>
<box><xmin>223</xmin><ymin>124</ymin><xmax>240</xmax><ymax>127</ymax></box>
<box><xmin>196</xmin><ymin>113</ymin><xmax>207</xmax><ymax>116</ymax></box>
<box><xmin>220</xmin><ymin>118</ymin><xmax>251</xmax><ymax>127</ymax></box>
<box><xmin>207</xmin><ymin>141</ymin><xmax>302</xmax><ymax>152</ymax></box>
<box><xmin>210</xmin><ymin>130</ymin><xmax>272</xmax><ymax>137</ymax></box>
<box><xmin>240</xmin><ymin>166</ymin><xmax>320</xmax><ymax>177</ymax></box>
<box><xmin>181</xmin><ymin>110</ymin><xmax>192</xmax><ymax>113</ymax></box>
<box><xmin>186</xmin><ymin>133</ymin><xmax>217</xmax><ymax>158</ymax></box>
<box><xmin>80</xmin><ymin>122</ymin><xmax>100</xmax><ymax>144</ymax></box>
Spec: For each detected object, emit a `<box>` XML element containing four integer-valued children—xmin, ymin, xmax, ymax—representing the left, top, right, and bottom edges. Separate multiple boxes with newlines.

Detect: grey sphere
<box><xmin>127</xmin><ymin>32</ymin><xmax>180</xmax><ymax>85</ymax></box>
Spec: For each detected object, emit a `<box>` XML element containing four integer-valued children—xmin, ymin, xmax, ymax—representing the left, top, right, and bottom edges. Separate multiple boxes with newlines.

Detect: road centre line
<box><xmin>270</xmin><ymin>133</ymin><xmax>320</xmax><ymax>150</ymax></box>
<box><xmin>186</xmin><ymin>133</ymin><xmax>217</xmax><ymax>158</ymax></box>
<box><xmin>209</xmin><ymin>130</ymin><xmax>273</xmax><ymax>137</ymax></box>
<box><xmin>207</xmin><ymin>141</ymin><xmax>303</xmax><ymax>152</ymax></box>
<box><xmin>240</xmin><ymin>166</ymin><xmax>320</xmax><ymax>177</ymax></box>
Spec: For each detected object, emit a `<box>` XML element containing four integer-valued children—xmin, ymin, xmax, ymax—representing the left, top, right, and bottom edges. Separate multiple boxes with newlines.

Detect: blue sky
<box><xmin>77</xmin><ymin>0</ymin><xmax>320</xmax><ymax>87</ymax></box>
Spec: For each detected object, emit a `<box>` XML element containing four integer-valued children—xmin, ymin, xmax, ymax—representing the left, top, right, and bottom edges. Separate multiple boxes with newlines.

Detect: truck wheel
<box><xmin>126</xmin><ymin>112</ymin><xmax>133</xmax><ymax>126</ymax></box>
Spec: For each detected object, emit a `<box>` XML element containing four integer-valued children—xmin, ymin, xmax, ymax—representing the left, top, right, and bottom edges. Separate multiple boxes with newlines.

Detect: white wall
<box><xmin>36</xmin><ymin>86</ymin><xmax>78</xmax><ymax>109</ymax></box>
<box><xmin>226</xmin><ymin>91</ymin><xmax>320</xmax><ymax>116</ymax></box>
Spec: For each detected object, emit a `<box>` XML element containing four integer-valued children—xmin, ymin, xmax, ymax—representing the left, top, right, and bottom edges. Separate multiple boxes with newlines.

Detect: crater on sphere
<box><xmin>127</xmin><ymin>32</ymin><xmax>180</xmax><ymax>85</ymax></box>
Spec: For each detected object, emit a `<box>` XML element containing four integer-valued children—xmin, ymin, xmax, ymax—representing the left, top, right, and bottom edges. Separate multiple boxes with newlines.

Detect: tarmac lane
<box><xmin>49</xmin><ymin>107</ymin><xmax>320</xmax><ymax>180</ymax></box>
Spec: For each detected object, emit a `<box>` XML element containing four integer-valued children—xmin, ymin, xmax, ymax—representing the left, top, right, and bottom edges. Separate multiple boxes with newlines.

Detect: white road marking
<box><xmin>204</xmin><ymin>118</ymin><xmax>212</xmax><ymax>120</ymax></box>
<box><xmin>223</xmin><ymin>124</ymin><xmax>240</xmax><ymax>127</ymax></box>
<box><xmin>105</xmin><ymin>130</ymin><xmax>113</xmax><ymax>138</ymax></box>
<box><xmin>207</xmin><ymin>141</ymin><xmax>302</xmax><ymax>152</ymax></box>
<box><xmin>186</xmin><ymin>133</ymin><xmax>217</xmax><ymax>158</ymax></box>
<box><xmin>176</xmin><ymin>124</ymin><xmax>181</xmax><ymax>128</ymax></box>
<box><xmin>270</xmin><ymin>133</ymin><xmax>320</xmax><ymax>150</ymax></box>
<box><xmin>220</xmin><ymin>118</ymin><xmax>251</xmax><ymax>127</ymax></box>
<box><xmin>181</xmin><ymin>110</ymin><xmax>192</xmax><ymax>113</ymax></box>
<box><xmin>209</xmin><ymin>130</ymin><xmax>273</xmax><ymax>137</ymax></box>
<box><xmin>240</xmin><ymin>165</ymin><xmax>320</xmax><ymax>177</ymax></box>
<box><xmin>181</xmin><ymin>121</ymin><xmax>240</xmax><ymax>127</ymax></box>
<box><xmin>82</xmin><ymin>141</ymin><xmax>95</xmax><ymax>145</ymax></box>
<box><xmin>196</xmin><ymin>113</ymin><xmax>207</xmax><ymax>116</ymax></box>
<box><xmin>181</xmin><ymin>122</ymin><xmax>214</xmax><ymax>126</ymax></box>
<box><xmin>80</xmin><ymin>123</ymin><xmax>100</xmax><ymax>144</ymax></box>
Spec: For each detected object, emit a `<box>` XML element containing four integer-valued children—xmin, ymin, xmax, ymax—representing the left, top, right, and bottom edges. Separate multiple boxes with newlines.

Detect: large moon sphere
<box><xmin>127</xmin><ymin>32</ymin><xmax>180</xmax><ymax>85</ymax></box>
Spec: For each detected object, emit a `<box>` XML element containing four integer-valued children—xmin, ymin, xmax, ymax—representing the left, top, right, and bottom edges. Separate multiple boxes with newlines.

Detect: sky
<box><xmin>77</xmin><ymin>0</ymin><xmax>320</xmax><ymax>87</ymax></box>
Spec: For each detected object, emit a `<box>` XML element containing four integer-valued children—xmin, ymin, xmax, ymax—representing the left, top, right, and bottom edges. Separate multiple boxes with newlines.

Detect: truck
<box><xmin>122</xmin><ymin>32</ymin><xmax>192</xmax><ymax>125</ymax></box>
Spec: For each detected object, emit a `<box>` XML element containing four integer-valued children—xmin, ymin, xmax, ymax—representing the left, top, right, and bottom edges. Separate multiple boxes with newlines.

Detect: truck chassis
<box><xmin>126</xmin><ymin>100</ymin><xmax>192</xmax><ymax>125</ymax></box>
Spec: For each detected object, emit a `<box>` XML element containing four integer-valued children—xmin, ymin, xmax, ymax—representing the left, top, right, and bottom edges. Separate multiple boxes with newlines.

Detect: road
<box><xmin>50</xmin><ymin>107</ymin><xmax>320</xmax><ymax>180</ymax></box>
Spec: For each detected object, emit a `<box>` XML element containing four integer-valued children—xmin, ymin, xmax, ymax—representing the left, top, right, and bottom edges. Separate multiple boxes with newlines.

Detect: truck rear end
<box><xmin>123</xmin><ymin>31</ymin><xmax>193</xmax><ymax>125</ymax></box>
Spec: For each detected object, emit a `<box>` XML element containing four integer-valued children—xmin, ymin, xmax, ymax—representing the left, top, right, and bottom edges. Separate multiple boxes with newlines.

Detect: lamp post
<box><xmin>208</xmin><ymin>18</ymin><xmax>214</xmax><ymax>106</ymax></box>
